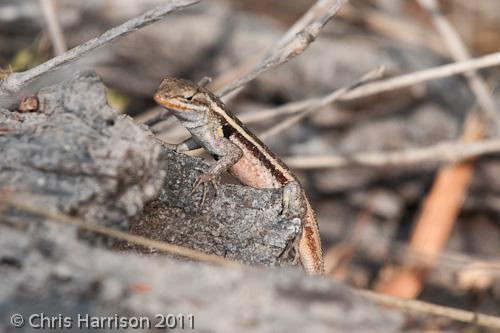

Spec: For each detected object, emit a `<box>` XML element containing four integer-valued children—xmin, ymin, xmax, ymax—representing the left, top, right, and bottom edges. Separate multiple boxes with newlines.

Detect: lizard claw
<box><xmin>191</xmin><ymin>167</ymin><xmax>219</xmax><ymax>207</ymax></box>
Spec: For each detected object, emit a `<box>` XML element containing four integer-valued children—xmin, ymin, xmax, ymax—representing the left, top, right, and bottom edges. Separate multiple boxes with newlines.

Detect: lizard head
<box><xmin>154</xmin><ymin>77</ymin><xmax>209</xmax><ymax>117</ymax></box>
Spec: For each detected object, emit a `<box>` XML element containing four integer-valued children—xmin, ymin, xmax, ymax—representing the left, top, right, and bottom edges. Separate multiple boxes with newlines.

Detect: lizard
<box><xmin>153</xmin><ymin>77</ymin><xmax>324</xmax><ymax>275</ymax></box>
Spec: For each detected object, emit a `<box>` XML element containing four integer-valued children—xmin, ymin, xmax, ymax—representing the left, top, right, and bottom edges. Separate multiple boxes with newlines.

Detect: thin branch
<box><xmin>210</xmin><ymin>54</ymin><xmax>263</xmax><ymax>92</ymax></box>
<box><xmin>243</xmin><ymin>50</ymin><xmax>500</xmax><ymax>131</ymax></box>
<box><xmin>259</xmin><ymin>88</ymin><xmax>345</xmax><ymax>140</ymax></box>
<box><xmin>417</xmin><ymin>0</ymin><xmax>500</xmax><ymax>131</ymax></box>
<box><xmin>372</xmin><ymin>237</ymin><xmax>500</xmax><ymax>273</ymax></box>
<box><xmin>0</xmin><ymin>194</ymin><xmax>240</xmax><ymax>268</ymax></box>
<box><xmin>216</xmin><ymin>0</ymin><xmax>350</xmax><ymax>98</ymax></box>
<box><xmin>39</xmin><ymin>0</ymin><xmax>67</xmax><ymax>55</ymax></box>
<box><xmin>259</xmin><ymin>66</ymin><xmax>385</xmax><ymax>140</ymax></box>
<box><xmin>342</xmin><ymin>51</ymin><xmax>500</xmax><ymax>101</ymax></box>
<box><xmin>239</xmin><ymin>99</ymin><xmax>314</xmax><ymax>124</ymax></box>
<box><xmin>283</xmin><ymin>139</ymin><xmax>500</xmax><ymax>169</ymax></box>
<box><xmin>0</xmin><ymin>0</ymin><xmax>199</xmax><ymax>105</ymax></box>
<box><xmin>357</xmin><ymin>289</ymin><xmax>500</xmax><ymax>330</ymax></box>
<box><xmin>273</xmin><ymin>0</ymin><xmax>343</xmax><ymax>50</ymax></box>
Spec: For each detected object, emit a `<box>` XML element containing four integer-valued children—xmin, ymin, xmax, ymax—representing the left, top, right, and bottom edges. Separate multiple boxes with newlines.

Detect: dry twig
<box><xmin>341</xmin><ymin>51</ymin><xmax>500</xmax><ymax>100</ymax></box>
<box><xmin>216</xmin><ymin>0</ymin><xmax>350</xmax><ymax>98</ymax></box>
<box><xmin>381</xmin><ymin>239</ymin><xmax>500</xmax><ymax>273</ymax></box>
<box><xmin>417</xmin><ymin>0</ymin><xmax>499</xmax><ymax>130</ymax></box>
<box><xmin>259</xmin><ymin>67</ymin><xmax>384</xmax><ymax>140</ymax></box>
<box><xmin>283</xmin><ymin>139</ymin><xmax>500</xmax><ymax>169</ymax></box>
<box><xmin>0</xmin><ymin>0</ymin><xmax>199</xmax><ymax>107</ymax></box>
<box><xmin>358</xmin><ymin>289</ymin><xmax>500</xmax><ymax>330</ymax></box>
<box><xmin>0</xmin><ymin>194</ymin><xmax>239</xmax><ymax>268</ymax></box>
<box><xmin>380</xmin><ymin>113</ymin><xmax>484</xmax><ymax>298</ymax></box>
<box><xmin>240</xmin><ymin>50</ymin><xmax>500</xmax><ymax>130</ymax></box>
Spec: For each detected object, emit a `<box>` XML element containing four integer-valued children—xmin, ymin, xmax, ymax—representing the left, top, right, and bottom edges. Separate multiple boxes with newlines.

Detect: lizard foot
<box><xmin>191</xmin><ymin>167</ymin><xmax>219</xmax><ymax>207</ymax></box>
<box><xmin>278</xmin><ymin>182</ymin><xmax>305</xmax><ymax>267</ymax></box>
<box><xmin>278</xmin><ymin>218</ymin><xmax>302</xmax><ymax>265</ymax></box>
<box><xmin>281</xmin><ymin>181</ymin><xmax>305</xmax><ymax>219</ymax></box>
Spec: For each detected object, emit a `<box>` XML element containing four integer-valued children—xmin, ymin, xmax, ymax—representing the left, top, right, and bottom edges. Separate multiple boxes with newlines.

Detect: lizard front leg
<box><xmin>192</xmin><ymin>137</ymin><xmax>243</xmax><ymax>192</ymax></box>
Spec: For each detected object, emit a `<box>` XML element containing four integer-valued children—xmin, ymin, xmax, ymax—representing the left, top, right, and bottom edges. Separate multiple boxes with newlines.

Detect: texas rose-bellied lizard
<box><xmin>153</xmin><ymin>77</ymin><xmax>324</xmax><ymax>274</ymax></box>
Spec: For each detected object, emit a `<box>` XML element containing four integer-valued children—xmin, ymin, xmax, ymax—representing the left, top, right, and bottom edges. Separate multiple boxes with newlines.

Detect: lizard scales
<box><xmin>154</xmin><ymin>77</ymin><xmax>324</xmax><ymax>274</ymax></box>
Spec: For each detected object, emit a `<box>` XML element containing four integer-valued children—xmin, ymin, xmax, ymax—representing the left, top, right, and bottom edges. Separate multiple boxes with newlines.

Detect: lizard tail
<box><xmin>299</xmin><ymin>200</ymin><xmax>324</xmax><ymax>275</ymax></box>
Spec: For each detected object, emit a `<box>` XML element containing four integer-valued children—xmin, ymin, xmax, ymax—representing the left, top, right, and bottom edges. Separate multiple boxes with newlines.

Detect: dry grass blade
<box><xmin>0</xmin><ymin>194</ymin><xmax>239</xmax><ymax>268</ymax></box>
<box><xmin>216</xmin><ymin>0</ymin><xmax>350</xmax><ymax>98</ymax></box>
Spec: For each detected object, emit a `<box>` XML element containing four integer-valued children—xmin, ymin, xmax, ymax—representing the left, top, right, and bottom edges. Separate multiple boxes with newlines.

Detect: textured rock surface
<box><xmin>0</xmin><ymin>71</ymin><xmax>164</xmax><ymax>231</ymax></box>
<box><xmin>0</xmin><ymin>227</ymin><xmax>403</xmax><ymax>333</ymax></box>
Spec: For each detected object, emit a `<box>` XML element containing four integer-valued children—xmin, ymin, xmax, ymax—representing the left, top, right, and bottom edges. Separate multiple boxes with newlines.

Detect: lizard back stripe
<box><xmin>207</xmin><ymin>91</ymin><xmax>296</xmax><ymax>186</ymax></box>
<box><xmin>231</xmin><ymin>131</ymin><xmax>289</xmax><ymax>185</ymax></box>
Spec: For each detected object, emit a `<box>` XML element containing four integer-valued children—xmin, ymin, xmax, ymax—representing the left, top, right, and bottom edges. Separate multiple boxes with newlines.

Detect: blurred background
<box><xmin>2</xmin><ymin>0</ymin><xmax>500</xmax><ymax>329</ymax></box>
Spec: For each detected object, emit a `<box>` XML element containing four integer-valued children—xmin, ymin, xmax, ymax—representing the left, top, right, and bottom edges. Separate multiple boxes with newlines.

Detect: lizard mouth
<box><xmin>154</xmin><ymin>94</ymin><xmax>189</xmax><ymax>111</ymax></box>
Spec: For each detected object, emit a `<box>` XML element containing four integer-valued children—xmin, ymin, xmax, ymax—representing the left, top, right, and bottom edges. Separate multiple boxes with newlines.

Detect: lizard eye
<box><xmin>182</xmin><ymin>91</ymin><xmax>196</xmax><ymax>101</ymax></box>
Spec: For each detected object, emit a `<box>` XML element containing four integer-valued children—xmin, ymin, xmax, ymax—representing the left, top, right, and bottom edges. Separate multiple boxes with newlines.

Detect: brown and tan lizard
<box><xmin>153</xmin><ymin>77</ymin><xmax>324</xmax><ymax>274</ymax></box>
